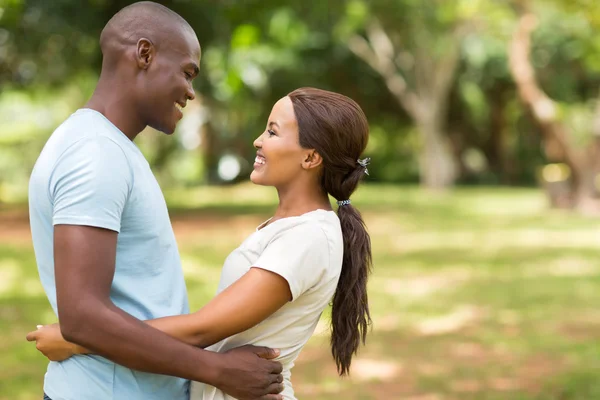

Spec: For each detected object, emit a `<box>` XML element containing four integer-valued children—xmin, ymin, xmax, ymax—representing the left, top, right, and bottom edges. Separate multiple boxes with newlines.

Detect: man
<box><xmin>27</xmin><ymin>2</ymin><xmax>283</xmax><ymax>399</ymax></box>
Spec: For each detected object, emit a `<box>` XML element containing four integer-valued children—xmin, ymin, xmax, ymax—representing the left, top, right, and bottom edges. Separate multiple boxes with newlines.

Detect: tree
<box><xmin>335</xmin><ymin>0</ymin><xmax>481</xmax><ymax>189</ymax></box>
<box><xmin>509</xmin><ymin>0</ymin><xmax>600</xmax><ymax>212</ymax></box>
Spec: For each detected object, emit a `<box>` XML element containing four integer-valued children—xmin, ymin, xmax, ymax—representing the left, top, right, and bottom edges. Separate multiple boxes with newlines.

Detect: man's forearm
<box><xmin>60</xmin><ymin>301</ymin><xmax>223</xmax><ymax>385</ymax></box>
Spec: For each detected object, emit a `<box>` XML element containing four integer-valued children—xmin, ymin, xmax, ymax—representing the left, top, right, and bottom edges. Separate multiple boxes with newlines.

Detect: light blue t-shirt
<box><xmin>29</xmin><ymin>109</ymin><xmax>190</xmax><ymax>400</ymax></box>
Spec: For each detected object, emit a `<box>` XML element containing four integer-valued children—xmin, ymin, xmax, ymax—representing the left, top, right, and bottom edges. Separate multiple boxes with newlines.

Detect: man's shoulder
<box><xmin>55</xmin><ymin>109</ymin><xmax>103</xmax><ymax>135</ymax></box>
<box><xmin>53</xmin><ymin>109</ymin><xmax>129</xmax><ymax>150</ymax></box>
<box><xmin>44</xmin><ymin>116</ymin><xmax>135</xmax><ymax>192</ymax></box>
<box><xmin>49</xmin><ymin>114</ymin><xmax>133</xmax><ymax>163</ymax></box>
<box><xmin>32</xmin><ymin>111</ymin><xmax>122</xmax><ymax>179</ymax></box>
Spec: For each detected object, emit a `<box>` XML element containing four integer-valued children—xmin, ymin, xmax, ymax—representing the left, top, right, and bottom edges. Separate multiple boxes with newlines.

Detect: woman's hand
<box><xmin>26</xmin><ymin>323</ymin><xmax>86</xmax><ymax>361</ymax></box>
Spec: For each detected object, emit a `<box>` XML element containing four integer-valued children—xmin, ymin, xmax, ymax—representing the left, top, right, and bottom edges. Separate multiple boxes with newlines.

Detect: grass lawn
<box><xmin>1</xmin><ymin>184</ymin><xmax>599</xmax><ymax>399</ymax></box>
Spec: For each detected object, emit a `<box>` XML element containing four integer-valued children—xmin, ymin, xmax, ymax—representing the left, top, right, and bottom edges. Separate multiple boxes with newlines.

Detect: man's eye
<box><xmin>268</xmin><ymin>130</ymin><xmax>276</xmax><ymax>136</ymax></box>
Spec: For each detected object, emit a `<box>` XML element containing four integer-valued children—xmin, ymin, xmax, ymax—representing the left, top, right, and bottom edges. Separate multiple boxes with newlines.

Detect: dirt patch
<box><xmin>557</xmin><ymin>320</ymin><xmax>600</xmax><ymax>343</ymax></box>
<box><xmin>516</xmin><ymin>354</ymin><xmax>567</xmax><ymax>393</ymax></box>
<box><xmin>292</xmin><ymin>329</ymin><xmax>565</xmax><ymax>399</ymax></box>
<box><xmin>383</xmin><ymin>270</ymin><xmax>472</xmax><ymax>299</ymax></box>
<box><xmin>0</xmin><ymin>209</ymin><xmax>265</xmax><ymax>246</ymax></box>
<box><xmin>352</xmin><ymin>358</ymin><xmax>402</xmax><ymax>382</ymax></box>
<box><xmin>0</xmin><ymin>208</ymin><xmax>31</xmax><ymax>245</ymax></box>
<box><xmin>171</xmin><ymin>213</ymin><xmax>264</xmax><ymax>244</ymax></box>
<box><xmin>414</xmin><ymin>306</ymin><xmax>485</xmax><ymax>336</ymax></box>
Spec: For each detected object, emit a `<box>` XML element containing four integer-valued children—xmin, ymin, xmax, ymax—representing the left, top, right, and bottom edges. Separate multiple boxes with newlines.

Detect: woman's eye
<box><xmin>268</xmin><ymin>129</ymin><xmax>276</xmax><ymax>136</ymax></box>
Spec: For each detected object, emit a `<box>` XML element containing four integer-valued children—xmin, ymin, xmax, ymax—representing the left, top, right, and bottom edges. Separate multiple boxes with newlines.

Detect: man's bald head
<box><xmin>99</xmin><ymin>1</ymin><xmax>198</xmax><ymax>62</ymax></box>
<box><xmin>92</xmin><ymin>2</ymin><xmax>201</xmax><ymax>136</ymax></box>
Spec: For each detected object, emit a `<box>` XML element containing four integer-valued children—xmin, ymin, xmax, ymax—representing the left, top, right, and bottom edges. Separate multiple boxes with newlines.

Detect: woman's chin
<box><xmin>250</xmin><ymin>171</ymin><xmax>264</xmax><ymax>185</ymax></box>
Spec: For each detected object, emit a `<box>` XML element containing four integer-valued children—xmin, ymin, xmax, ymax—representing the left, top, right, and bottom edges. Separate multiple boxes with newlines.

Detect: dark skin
<box><xmin>25</xmin><ymin>7</ymin><xmax>283</xmax><ymax>400</ymax></box>
<box><xmin>29</xmin><ymin>97</ymin><xmax>332</xmax><ymax>367</ymax></box>
<box><xmin>86</xmin><ymin>27</ymin><xmax>198</xmax><ymax>138</ymax></box>
<box><xmin>48</xmin><ymin>226</ymin><xmax>283</xmax><ymax>399</ymax></box>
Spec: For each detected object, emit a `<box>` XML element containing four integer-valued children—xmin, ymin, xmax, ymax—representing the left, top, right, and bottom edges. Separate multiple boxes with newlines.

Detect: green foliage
<box><xmin>0</xmin><ymin>0</ymin><xmax>599</xmax><ymax>190</ymax></box>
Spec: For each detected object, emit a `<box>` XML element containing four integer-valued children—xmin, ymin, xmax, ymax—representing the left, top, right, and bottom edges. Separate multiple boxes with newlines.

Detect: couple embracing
<box><xmin>27</xmin><ymin>2</ymin><xmax>372</xmax><ymax>400</ymax></box>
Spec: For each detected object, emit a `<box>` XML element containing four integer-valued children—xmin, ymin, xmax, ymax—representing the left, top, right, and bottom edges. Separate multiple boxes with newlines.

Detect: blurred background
<box><xmin>1</xmin><ymin>0</ymin><xmax>600</xmax><ymax>399</ymax></box>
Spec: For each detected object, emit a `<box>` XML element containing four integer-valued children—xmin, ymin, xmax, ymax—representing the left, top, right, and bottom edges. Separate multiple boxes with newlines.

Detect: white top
<box><xmin>191</xmin><ymin>209</ymin><xmax>343</xmax><ymax>400</ymax></box>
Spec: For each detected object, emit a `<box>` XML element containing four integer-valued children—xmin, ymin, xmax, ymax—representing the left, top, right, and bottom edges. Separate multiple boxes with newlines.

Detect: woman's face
<box><xmin>250</xmin><ymin>96</ymin><xmax>310</xmax><ymax>187</ymax></box>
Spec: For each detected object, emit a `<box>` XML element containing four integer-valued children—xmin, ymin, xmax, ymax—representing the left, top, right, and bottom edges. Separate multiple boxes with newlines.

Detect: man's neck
<box><xmin>85</xmin><ymin>76</ymin><xmax>146</xmax><ymax>141</ymax></box>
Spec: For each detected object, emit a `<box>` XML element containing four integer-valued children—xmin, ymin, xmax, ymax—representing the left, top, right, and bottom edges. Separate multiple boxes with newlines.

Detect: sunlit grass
<box><xmin>2</xmin><ymin>184</ymin><xmax>599</xmax><ymax>399</ymax></box>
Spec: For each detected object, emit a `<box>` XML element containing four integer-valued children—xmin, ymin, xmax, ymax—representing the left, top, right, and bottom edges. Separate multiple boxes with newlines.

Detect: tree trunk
<box><xmin>347</xmin><ymin>19</ymin><xmax>462</xmax><ymax>189</ymax></box>
<box><xmin>486</xmin><ymin>83</ymin><xmax>510</xmax><ymax>183</ymax></box>
<box><xmin>572</xmin><ymin>137</ymin><xmax>600</xmax><ymax>214</ymax></box>
<box><xmin>417</xmin><ymin>114</ymin><xmax>458</xmax><ymax>189</ymax></box>
<box><xmin>508</xmin><ymin>10</ymin><xmax>600</xmax><ymax>213</ymax></box>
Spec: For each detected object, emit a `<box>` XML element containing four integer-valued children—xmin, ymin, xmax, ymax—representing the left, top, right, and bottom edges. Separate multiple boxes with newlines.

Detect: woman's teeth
<box><xmin>255</xmin><ymin>156</ymin><xmax>266</xmax><ymax>165</ymax></box>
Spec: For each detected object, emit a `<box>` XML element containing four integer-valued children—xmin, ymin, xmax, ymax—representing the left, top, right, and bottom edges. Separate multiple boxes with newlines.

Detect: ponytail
<box><xmin>287</xmin><ymin>87</ymin><xmax>373</xmax><ymax>375</ymax></box>
<box><xmin>330</xmin><ymin>196</ymin><xmax>372</xmax><ymax>376</ymax></box>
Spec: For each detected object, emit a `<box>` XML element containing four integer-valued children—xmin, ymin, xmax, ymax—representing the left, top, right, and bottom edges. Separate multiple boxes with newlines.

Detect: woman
<box><xmin>29</xmin><ymin>87</ymin><xmax>373</xmax><ymax>400</ymax></box>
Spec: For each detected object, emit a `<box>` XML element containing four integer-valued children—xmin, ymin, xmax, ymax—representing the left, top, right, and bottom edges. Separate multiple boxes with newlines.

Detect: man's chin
<box><xmin>149</xmin><ymin>122</ymin><xmax>176</xmax><ymax>135</ymax></box>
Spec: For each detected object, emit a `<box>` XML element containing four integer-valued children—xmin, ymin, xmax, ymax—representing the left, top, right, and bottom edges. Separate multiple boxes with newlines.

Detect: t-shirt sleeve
<box><xmin>49</xmin><ymin>136</ymin><xmax>133</xmax><ymax>233</ymax></box>
<box><xmin>253</xmin><ymin>223</ymin><xmax>330</xmax><ymax>301</ymax></box>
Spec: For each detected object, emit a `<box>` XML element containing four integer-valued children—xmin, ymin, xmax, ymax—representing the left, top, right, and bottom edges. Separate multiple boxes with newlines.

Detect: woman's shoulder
<box><xmin>263</xmin><ymin>210</ymin><xmax>340</xmax><ymax>240</ymax></box>
<box><xmin>268</xmin><ymin>211</ymin><xmax>343</xmax><ymax>262</ymax></box>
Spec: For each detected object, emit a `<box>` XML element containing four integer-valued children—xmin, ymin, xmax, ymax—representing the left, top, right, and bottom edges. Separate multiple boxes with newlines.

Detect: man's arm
<box><xmin>56</xmin><ymin>221</ymin><xmax>324</xmax><ymax>352</ymax></box>
<box><xmin>28</xmin><ymin>268</ymin><xmax>290</xmax><ymax>356</ymax></box>
<box><xmin>52</xmin><ymin>224</ymin><xmax>283</xmax><ymax>400</ymax></box>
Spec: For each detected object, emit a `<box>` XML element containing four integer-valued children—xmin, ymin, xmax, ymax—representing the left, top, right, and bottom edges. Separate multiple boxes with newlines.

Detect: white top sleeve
<box><xmin>49</xmin><ymin>136</ymin><xmax>133</xmax><ymax>233</ymax></box>
<box><xmin>253</xmin><ymin>222</ymin><xmax>330</xmax><ymax>301</ymax></box>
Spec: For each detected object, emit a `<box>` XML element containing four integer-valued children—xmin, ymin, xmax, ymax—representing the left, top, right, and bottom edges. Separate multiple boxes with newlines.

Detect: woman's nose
<box><xmin>253</xmin><ymin>135</ymin><xmax>262</xmax><ymax>149</ymax></box>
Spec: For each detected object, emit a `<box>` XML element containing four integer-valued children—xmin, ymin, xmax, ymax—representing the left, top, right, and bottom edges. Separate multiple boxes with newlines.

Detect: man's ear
<box><xmin>136</xmin><ymin>38</ymin><xmax>155</xmax><ymax>70</ymax></box>
<box><xmin>302</xmin><ymin>150</ymin><xmax>323</xmax><ymax>170</ymax></box>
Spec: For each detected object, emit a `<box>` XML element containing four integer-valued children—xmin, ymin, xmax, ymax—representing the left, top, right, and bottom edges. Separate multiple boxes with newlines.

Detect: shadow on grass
<box><xmin>293</xmin><ymin>325</ymin><xmax>600</xmax><ymax>400</ymax></box>
<box><xmin>3</xmin><ymin>185</ymin><xmax>600</xmax><ymax>399</ymax></box>
<box><xmin>393</xmin><ymin>247</ymin><xmax>600</xmax><ymax>271</ymax></box>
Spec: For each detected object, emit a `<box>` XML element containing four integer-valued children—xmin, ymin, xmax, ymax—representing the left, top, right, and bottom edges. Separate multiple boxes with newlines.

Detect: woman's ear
<box><xmin>302</xmin><ymin>150</ymin><xmax>323</xmax><ymax>170</ymax></box>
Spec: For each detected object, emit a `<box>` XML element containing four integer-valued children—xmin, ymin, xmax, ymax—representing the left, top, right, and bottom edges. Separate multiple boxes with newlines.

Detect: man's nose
<box><xmin>186</xmin><ymin>86</ymin><xmax>195</xmax><ymax>101</ymax></box>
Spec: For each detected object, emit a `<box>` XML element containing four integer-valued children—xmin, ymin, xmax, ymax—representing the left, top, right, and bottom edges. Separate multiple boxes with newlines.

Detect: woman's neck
<box><xmin>273</xmin><ymin>181</ymin><xmax>331</xmax><ymax>220</ymax></box>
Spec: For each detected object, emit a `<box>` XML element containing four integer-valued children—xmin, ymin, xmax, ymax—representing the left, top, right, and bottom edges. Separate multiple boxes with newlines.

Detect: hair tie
<box><xmin>337</xmin><ymin>199</ymin><xmax>351</xmax><ymax>207</ymax></box>
<box><xmin>357</xmin><ymin>157</ymin><xmax>371</xmax><ymax>176</ymax></box>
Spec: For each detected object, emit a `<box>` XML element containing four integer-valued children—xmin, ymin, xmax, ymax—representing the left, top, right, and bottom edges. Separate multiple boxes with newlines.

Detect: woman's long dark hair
<box><xmin>288</xmin><ymin>87</ymin><xmax>372</xmax><ymax>376</ymax></box>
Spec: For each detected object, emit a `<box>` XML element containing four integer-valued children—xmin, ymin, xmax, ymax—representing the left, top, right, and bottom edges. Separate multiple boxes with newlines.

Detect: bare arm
<box><xmin>29</xmin><ymin>267</ymin><xmax>291</xmax><ymax>356</ymax></box>
<box><xmin>145</xmin><ymin>267</ymin><xmax>292</xmax><ymax>348</ymax></box>
<box><xmin>41</xmin><ymin>225</ymin><xmax>283</xmax><ymax>400</ymax></box>
<box><xmin>50</xmin><ymin>225</ymin><xmax>208</xmax><ymax>375</ymax></box>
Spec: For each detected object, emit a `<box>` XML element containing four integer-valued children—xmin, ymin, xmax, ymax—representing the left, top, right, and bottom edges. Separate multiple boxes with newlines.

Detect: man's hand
<box><xmin>214</xmin><ymin>345</ymin><xmax>284</xmax><ymax>400</ymax></box>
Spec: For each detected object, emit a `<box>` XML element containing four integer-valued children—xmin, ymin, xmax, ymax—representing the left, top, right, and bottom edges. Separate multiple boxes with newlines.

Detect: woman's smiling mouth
<box><xmin>254</xmin><ymin>154</ymin><xmax>266</xmax><ymax>168</ymax></box>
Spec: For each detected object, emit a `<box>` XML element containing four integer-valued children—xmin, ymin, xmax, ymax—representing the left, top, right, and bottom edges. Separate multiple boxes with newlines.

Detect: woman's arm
<box><xmin>28</xmin><ymin>267</ymin><xmax>292</xmax><ymax>359</ymax></box>
<box><xmin>148</xmin><ymin>267</ymin><xmax>292</xmax><ymax>347</ymax></box>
